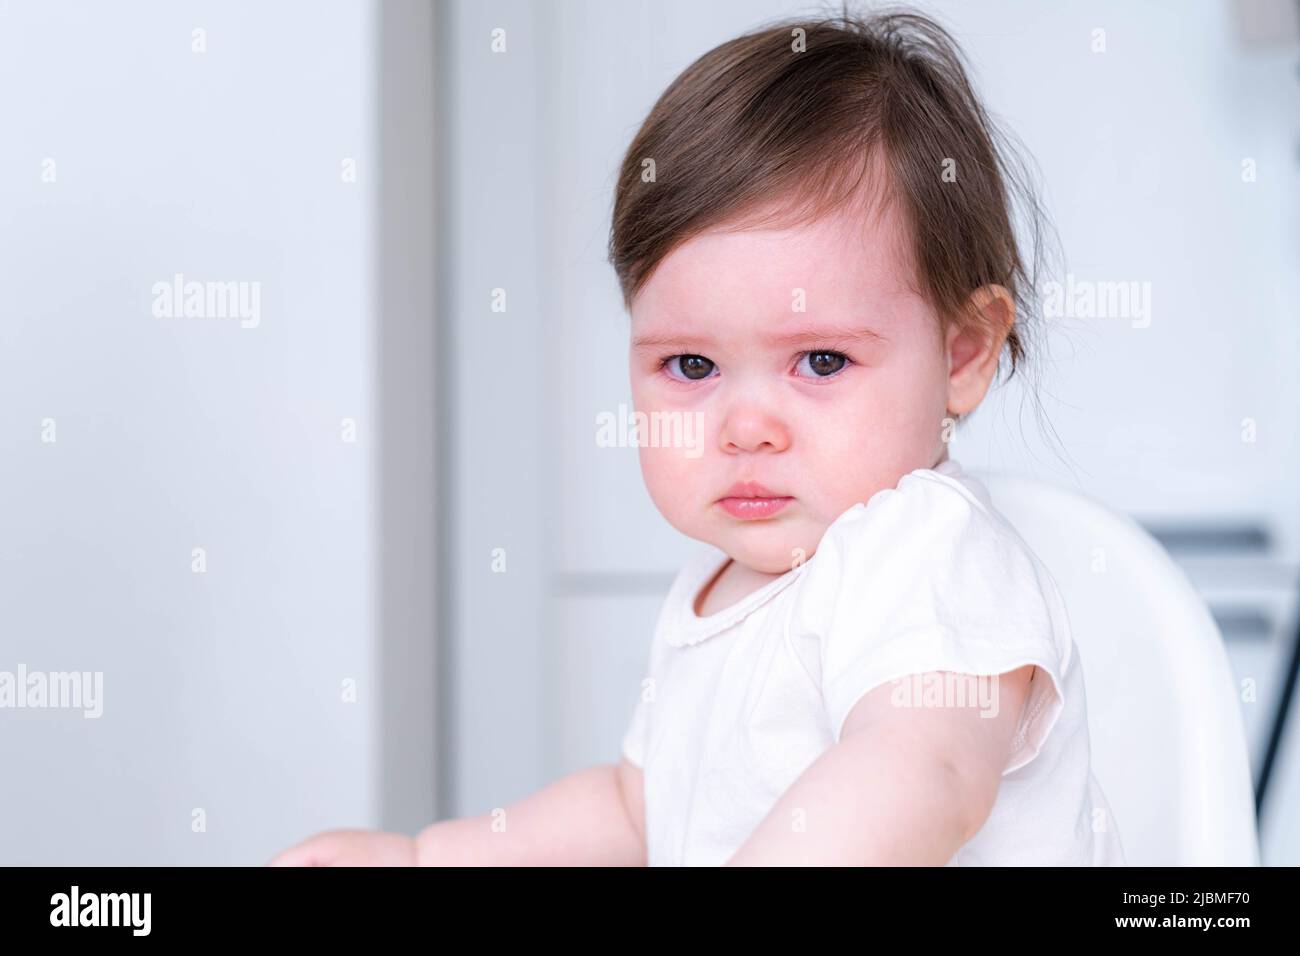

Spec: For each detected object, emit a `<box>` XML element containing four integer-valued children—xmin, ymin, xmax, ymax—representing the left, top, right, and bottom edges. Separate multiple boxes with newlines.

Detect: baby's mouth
<box><xmin>717</xmin><ymin>496</ymin><xmax>793</xmax><ymax>520</ymax></box>
<box><xmin>716</xmin><ymin>481</ymin><xmax>794</xmax><ymax>520</ymax></box>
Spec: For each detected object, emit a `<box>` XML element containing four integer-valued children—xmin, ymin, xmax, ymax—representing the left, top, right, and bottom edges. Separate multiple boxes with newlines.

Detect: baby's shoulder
<box><xmin>808</xmin><ymin>465</ymin><xmax>1026</xmax><ymax>586</ymax></box>
<box><xmin>791</xmin><ymin>464</ymin><xmax>1062</xmax><ymax>645</ymax></box>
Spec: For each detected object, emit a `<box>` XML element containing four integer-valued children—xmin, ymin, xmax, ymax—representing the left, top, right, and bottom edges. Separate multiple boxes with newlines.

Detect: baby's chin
<box><xmin>708</xmin><ymin>526</ymin><xmax>823</xmax><ymax>576</ymax></box>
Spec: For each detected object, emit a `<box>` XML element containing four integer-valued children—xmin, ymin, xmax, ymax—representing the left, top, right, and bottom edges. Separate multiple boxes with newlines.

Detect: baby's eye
<box><xmin>663</xmin><ymin>354</ymin><xmax>717</xmax><ymax>382</ymax></box>
<box><xmin>795</xmin><ymin>350</ymin><xmax>850</xmax><ymax>378</ymax></box>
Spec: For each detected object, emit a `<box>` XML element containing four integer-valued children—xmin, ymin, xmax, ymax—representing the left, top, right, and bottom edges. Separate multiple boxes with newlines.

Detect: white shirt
<box><xmin>620</xmin><ymin>457</ymin><xmax>1127</xmax><ymax>866</ymax></box>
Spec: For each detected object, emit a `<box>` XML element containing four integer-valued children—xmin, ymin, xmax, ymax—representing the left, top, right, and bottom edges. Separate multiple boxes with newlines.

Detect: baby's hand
<box><xmin>266</xmin><ymin>828</ymin><xmax>417</xmax><ymax>867</ymax></box>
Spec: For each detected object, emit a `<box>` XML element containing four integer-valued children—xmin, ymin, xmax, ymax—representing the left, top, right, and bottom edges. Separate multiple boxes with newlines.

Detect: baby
<box><xmin>271</xmin><ymin>8</ymin><xmax>1126</xmax><ymax>867</ymax></box>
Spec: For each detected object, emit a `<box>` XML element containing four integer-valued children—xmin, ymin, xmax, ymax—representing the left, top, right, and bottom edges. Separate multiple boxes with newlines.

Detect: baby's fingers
<box><xmin>266</xmin><ymin>831</ymin><xmax>346</xmax><ymax>867</ymax></box>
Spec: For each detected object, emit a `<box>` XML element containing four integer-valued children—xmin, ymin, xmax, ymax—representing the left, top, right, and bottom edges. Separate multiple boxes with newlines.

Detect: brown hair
<box><xmin>608</xmin><ymin>3</ymin><xmax>1061</xmax><ymax>423</ymax></box>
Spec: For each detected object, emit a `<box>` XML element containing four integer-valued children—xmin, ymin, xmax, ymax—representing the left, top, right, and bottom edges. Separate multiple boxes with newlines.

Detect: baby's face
<box><xmin>628</xmin><ymin>199</ymin><xmax>953</xmax><ymax>575</ymax></box>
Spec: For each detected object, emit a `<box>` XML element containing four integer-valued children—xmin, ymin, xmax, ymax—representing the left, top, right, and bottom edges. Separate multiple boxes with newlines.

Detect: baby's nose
<box><xmin>718</xmin><ymin>402</ymin><xmax>791</xmax><ymax>454</ymax></box>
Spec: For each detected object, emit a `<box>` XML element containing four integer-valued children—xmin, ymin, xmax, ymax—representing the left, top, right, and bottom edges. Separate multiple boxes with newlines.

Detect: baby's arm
<box><xmin>725</xmin><ymin>664</ymin><xmax>1034</xmax><ymax>866</ymax></box>
<box><xmin>270</xmin><ymin>758</ymin><xmax>646</xmax><ymax>866</ymax></box>
<box><xmin>415</xmin><ymin>757</ymin><xmax>646</xmax><ymax>866</ymax></box>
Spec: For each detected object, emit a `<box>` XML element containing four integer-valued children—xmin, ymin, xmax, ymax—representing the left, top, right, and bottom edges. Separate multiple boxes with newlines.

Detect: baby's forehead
<box><xmin>641</xmin><ymin>199</ymin><xmax>917</xmax><ymax>312</ymax></box>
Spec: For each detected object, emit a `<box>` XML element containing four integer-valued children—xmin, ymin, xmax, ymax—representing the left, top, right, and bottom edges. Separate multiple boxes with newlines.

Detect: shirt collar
<box><xmin>662</xmin><ymin>547</ymin><xmax>806</xmax><ymax>647</ymax></box>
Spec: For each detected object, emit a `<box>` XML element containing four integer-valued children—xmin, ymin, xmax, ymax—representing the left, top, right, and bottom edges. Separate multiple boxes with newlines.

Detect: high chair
<box><xmin>978</xmin><ymin>470</ymin><xmax>1262</xmax><ymax>866</ymax></box>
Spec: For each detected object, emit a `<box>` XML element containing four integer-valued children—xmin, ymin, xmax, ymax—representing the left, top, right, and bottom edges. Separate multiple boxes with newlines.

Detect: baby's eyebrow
<box><xmin>764</xmin><ymin>324</ymin><xmax>889</xmax><ymax>346</ymax></box>
<box><xmin>630</xmin><ymin>324</ymin><xmax>887</xmax><ymax>354</ymax></box>
<box><xmin>630</xmin><ymin>332</ymin><xmax>719</xmax><ymax>353</ymax></box>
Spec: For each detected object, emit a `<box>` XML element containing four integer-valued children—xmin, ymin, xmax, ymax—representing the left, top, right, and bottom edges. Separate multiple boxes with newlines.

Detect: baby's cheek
<box><xmin>637</xmin><ymin>442</ymin><xmax>700</xmax><ymax>520</ymax></box>
<box><xmin>797</xmin><ymin>420</ymin><xmax>871</xmax><ymax>493</ymax></box>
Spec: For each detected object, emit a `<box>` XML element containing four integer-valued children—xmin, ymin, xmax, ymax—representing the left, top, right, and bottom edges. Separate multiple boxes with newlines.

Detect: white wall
<box><xmin>0</xmin><ymin>0</ymin><xmax>382</xmax><ymax>864</ymax></box>
<box><xmin>438</xmin><ymin>0</ymin><xmax>553</xmax><ymax>819</ymax></box>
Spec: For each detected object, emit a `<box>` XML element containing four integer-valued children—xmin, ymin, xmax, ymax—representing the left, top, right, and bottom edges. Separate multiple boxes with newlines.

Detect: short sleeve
<box><xmin>789</xmin><ymin>470</ymin><xmax>1069</xmax><ymax>776</ymax></box>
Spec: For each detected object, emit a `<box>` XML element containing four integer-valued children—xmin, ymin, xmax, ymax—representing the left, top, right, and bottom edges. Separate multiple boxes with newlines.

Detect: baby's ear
<box><xmin>945</xmin><ymin>285</ymin><xmax>1015</xmax><ymax>416</ymax></box>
